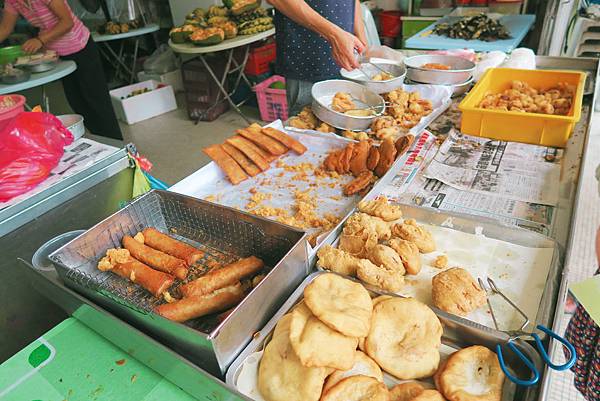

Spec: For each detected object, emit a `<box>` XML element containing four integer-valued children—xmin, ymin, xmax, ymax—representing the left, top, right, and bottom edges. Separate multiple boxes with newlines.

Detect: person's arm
<box><xmin>354</xmin><ymin>0</ymin><xmax>367</xmax><ymax>46</ymax></box>
<box><xmin>266</xmin><ymin>0</ymin><xmax>365</xmax><ymax>70</ymax></box>
<box><xmin>0</xmin><ymin>10</ymin><xmax>18</xmax><ymax>43</ymax></box>
<box><xmin>22</xmin><ymin>0</ymin><xmax>74</xmax><ymax>53</ymax></box>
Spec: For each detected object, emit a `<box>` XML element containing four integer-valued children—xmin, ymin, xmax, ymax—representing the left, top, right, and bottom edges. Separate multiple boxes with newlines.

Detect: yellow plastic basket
<box><xmin>458</xmin><ymin>68</ymin><xmax>586</xmax><ymax>148</ymax></box>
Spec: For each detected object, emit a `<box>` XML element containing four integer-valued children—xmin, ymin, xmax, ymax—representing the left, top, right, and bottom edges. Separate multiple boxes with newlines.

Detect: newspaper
<box><xmin>0</xmin><ymin>138</ymin><xmax>120</xmax><ymax>210</ymax></box>
<box><xmin>381</xmin><ymin>130</ymin><xmax>556</xmax><ymax>235</ymax></box>
<box><xmin>423</xmin><ymin>130</ymin><xmax>562</xmax><ymax>206</ymax></box>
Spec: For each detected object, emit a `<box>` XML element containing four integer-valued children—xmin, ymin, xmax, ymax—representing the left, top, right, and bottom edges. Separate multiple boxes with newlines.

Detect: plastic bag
<box><xmin>473</xmin><ymin>51</ymin><xmax>507</xmax><ymax>82</ymax></box>
<box><xmin>427</xmin><ymin>49</ymin><xmax>476</xmax><ymax>62</ymax></box>
<box><xmin>363</xmin><ymin>45</ymin><xmax>405</xmax><ymax>63</ymax></box>
<box><xmin>0</xmin><ymin>112</ymin><xmax>73</xmax><ymax>202</ymax></box>
<box><xmin>143</xmin><ymin>44</ymin><xmax>178</xmax><ymax>75</ymax></box>
<box><xmin>501</xmin><ymin>48</ymin><xmax>536</xmax><ymax>70</ymax></box>
<box><xmin>361</xmin><ymin>3</ymin><xmax>381</xmax><ymax>47</ymax></box>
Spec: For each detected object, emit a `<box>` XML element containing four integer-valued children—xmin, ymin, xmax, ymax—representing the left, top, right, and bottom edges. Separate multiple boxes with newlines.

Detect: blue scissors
<box><xmin>478</xmin><ymin>277</ymin><xmax>577</xmax><ymax>386</ymax></box>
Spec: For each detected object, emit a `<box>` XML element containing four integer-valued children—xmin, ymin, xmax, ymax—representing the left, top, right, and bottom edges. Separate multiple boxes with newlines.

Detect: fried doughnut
<box><xmin>258</xmin><ymin>314</ymin><xmax>331</xmax><ymax>401</ymax></box>
<box><xmin>316</xmin><ymin>245</ymin><xmax>363</xmax><ymax>276</ymax></box>
<box><xmin>304</xmin><ymin>273</ymin><xmax>372</xmax><ymax>338</ymax></box>
<box><xmin>350</xmin><ymin>140</ymin><xmax>371</xmax><ymax>177</ymax></box>
<box><xmin>438</xmin><ymin>345</ymin><xmax>504</xmax><ymax>401</ymax></box>
<box><xmin>374</xmin><ymin>137</ymin><xmax>397</xmax><ymax>177</ymax></box>
<box><xmin>389</xmin><ymin>382</ymin><xmax>425</xmax><ymax>401</ymax></box>
<box><xmin>289</xmin><ymin>303</ymin><xmax>358</xmax><ymax>370</ymax></box>
<box><xmin>320</xmin><ymin>375</ymin><xmax>389</xmax><ymax>401</ymax></box>
<box><xmin>391</xmin><ymin>219</ymin><xmax>436</xmax><ymax>253</ymax></box>
<box><xmin>388</xmin><ymin>238</ymin><xmax>422</xmax><ymax>275</ymax></box>
<box><xmin>323</xmin><ymin>351</ymin><xmax>383</xmax><ymax>393</ymax></box>
<box><xmin>431</xmin><ymin>268</ymin><xmax>487</xmax><ymax>317</ymax></box>
<box><xmin>141</xmin><ymin>228</ymin><xmax>204</xmax><ymax>266</ymax></box>
<box><xmin>358</xmin><ymin>196</ymin><xmax>402</xmax><ymax>222</ymax></box>
<box><xmin>365</xmin><ymin>297</ymin><xmax>442</xmax><ymax>379</ymax></box>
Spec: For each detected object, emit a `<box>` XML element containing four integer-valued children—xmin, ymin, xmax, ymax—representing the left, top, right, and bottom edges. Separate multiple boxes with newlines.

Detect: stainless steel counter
<box><xmin>0</xmin><ymin>149</ymin><xmax>132</xmax><ymax>362</ymax></box>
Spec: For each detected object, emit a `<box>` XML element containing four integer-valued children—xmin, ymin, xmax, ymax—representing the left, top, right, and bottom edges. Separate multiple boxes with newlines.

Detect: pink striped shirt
<box><xmin>5</xmin><ymin>0</ymin><xmax>90</xmax><ymax>56</ymax></box>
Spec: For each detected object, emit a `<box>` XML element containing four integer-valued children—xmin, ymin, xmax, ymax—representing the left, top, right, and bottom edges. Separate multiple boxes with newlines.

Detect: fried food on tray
<box><xmin>367</xmin><ymin>244</ymin><xmax>406</xmax><ymax>275</ymax></box>
<box><xmin>392</xmin><ymin>219</ymin><xmax>436</xmax><ymax>253</ymax></box>
<box><xmin>288</xmin><ymin>106</ymin><xmax>319</xmax><ymax>130</ymax></box>
<box><xmin>316</xmin><ymin>122</ymin><xmax>336</xmax><ymax>133</ymax></box>
<box><xmin>225</xmin><ymin>136</ymin><xmax>271</xmax><ymax>170</ymax></box>
<box><xmin>180</xmin><ymin>256</ymin><xmax>264</xmax><ymax>297</ymax></box>
<box><xmin>374</xmin><ymin>137</ymin><xmax>397</xmax><ymax>177</ymax></box>
<box><xmin>421</xmin><ymin>63</ymin><xmax>451</xmax><ymax>70</ymax></box>
<box><xmin>289</xmin><ymin>303</ymin><xmax>358</xmax><ymax>370</ymax></box>
<box><xmin>344</xmin><ymin>109</ymin><xmax>376</xmax><ymax>117</ymax></box>
<box><xmin>236</xmin><ymin>128</ymin><xmax>288</xmax><ymax>156</ymax></box>
<box><xmin>154</xmin><ymin>282</ymin><xmax>245</xmax><ymax>322</ymax></box>
<box><xmin>123</xmin><ymin>235</ymin><xmax>188</xmax><ymax>280</ymax></box>
<box><xmin>372</xmin><ymin>71</ymin><xmax>394</xmax><ymax>81</ymax></box>
<box><xmin>345</xmin><ymin>212</ymin><xmax>392</xmax><ymax>241</ymax></box>
<box><xmin>384</xmin><ymin>89</ymin><xmax>433</xmax><ymax>132</ymax></box>
<box><xmin>438</xmin><ymin>345</ymin><xmax>504</xmax><ymax>401</ymax></box>
<box><xmin>343</xmin><ymin>130</ymin><xmax>370</xmax><ymax>141</ymax></box>
<box><xmin>263</xmin><ymin>127</ymin><xmax>308</xmax><ymax>155</ymax></box>
<box><xmin>323</xmin><ymin>351</ymin><xmax>384</xmax><ymax>393</ymax></box>
<box><xmin>203</xmin><ymin>144</ymin><xmax>249</xmax><ymax>185</ymax></box>
<box><xmin>331</xmin><ymin>92</ymin><xmax>356</xmax><ymax>113</ymax></box>
<box><xmin>221</xmin><ymin>142</ymin><xmax>262</xmax><ymax>177</ymax></box>
<box><xmin>339</xmin><ymin>230</ymin><xmax>377</xmax><ymax>258</ymax></box>
<box><xmin>395</xmin><ymin>134</ymin><xmax>415</xmax><ymax>157</ymax></box>
<box><xmin>304</xmin><ymin>273</ymin><xmax>372</xmax><ymax>338</ymax></box>
<box><xmin>389</xmin><ymin>382</ymin><xmax>425</xmax><ymax>401</ymax></box>
<box><xmin>371</xmin><ymin>115</ymin><xmax>396</xmax><ymax>132</ymax></box>
<box><xmin>344</xmin><ymin>171</ymin><xmax>374</xmax><ymax>196</ymax></box>
<box><xmin>412</xmin><ymin>390</ymin><xmax>446</xmax><ymax>401</ymax></box>
<box><xmin>357</xmin><ymin>257</ymin><xmax>405</xmax><ymax>292</ymax></box>
<box><xmin>388</xmin><ymin>238</ymin><xmax>422</xmax><ymax>275</ymax></box>
<box><xmin>340</xmin><ymin>143</ymin><xmax>354</xmax><ymax>174</ymax></box>
<box><xmin>97</xmin><ymin>248</ymin><xmax>174</xmax><ymax>297</ymax></box>
<box><xmin>316</xmin><ymin>245</ymin><xmax>363</xmax><ymax>276</ymax></box>
<box><xmin>258</xmin><ymin>314</ymin><xmax>331</xmax><ymax>401</ymax></box>
<box><xmin>141</xmin><ymin>227</ymin><xmax>204</xmax><ymax>266</ymax></box>
<box><xmin>350</xmin><ymin>140</ymin><xmax>370</xmax><ymax>177</ymax></box>
<box><xmin>433</xmin><ymin>254</ymin><xmax>448</xmax><ymax>269</ymax></box>
<box><xmin>477</xmin><ymin>80</ymin><xmax>575</xmax><ymax>115</ymax></box>
<box><xmin>431</xmin><ymin>267</ymin><xmax>487</xmax><ymax>317</ymax></box>
<box><xmin>365</xmin><ymin>297</ymin><xmax>442</xmax><ymax>380</ymax></box>
<box><xmin>367</xmin><ymin>147</ymin><xmax>380</xmax><ymax>171</ymax></box>
<box><xmin>358</xmin><ymin>196</ymin><xmax>402</xmax><ymax>222</ymax></box>
<box><xmin>320</xmin><ymin>375</ymin><xmax>389</xmax><ymax>401</ymax></box>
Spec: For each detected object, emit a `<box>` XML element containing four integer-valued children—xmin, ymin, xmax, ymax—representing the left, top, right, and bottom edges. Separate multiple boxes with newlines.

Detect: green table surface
<box><xmin>0</xmin><ymin>318</ymin><xmax>198</xmax><ymax>401</ymax></box>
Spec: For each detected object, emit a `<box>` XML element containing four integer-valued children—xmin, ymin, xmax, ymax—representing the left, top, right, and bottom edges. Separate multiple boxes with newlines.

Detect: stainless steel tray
<box><xmin>317</xmin><ymin>202</ymin><xmax>561</xmax><ymax>332</ymax></box>
<box><xmin>226</xmin><ymin>272</ymin><xmax>543</xmax><ymax>401</ymax></box>
<box><xmin>49</xmin><ymin>189</ymin><xmax>308</xmax><ymax>376</ymax></box>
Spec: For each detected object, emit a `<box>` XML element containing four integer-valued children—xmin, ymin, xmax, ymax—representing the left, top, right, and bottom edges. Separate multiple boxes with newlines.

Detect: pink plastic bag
<box><xmin>0</xmin><ymin>112</ymin><xmax>73</xmax><ymax>202</ymax></box>
<box><xmin>427</xmin><ymin>49</ymin><xmax>477</xmax><ymax>63</ymax></box>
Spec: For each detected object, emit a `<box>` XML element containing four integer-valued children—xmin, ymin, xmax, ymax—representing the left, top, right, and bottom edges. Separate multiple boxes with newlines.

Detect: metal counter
<box><xmin>0</xmin><ymin>148</ymin><xmax>132</xmax><ymax>362</ymax></box>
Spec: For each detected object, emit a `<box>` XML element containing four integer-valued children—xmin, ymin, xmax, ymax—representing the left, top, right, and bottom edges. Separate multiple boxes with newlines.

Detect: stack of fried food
<box><xmin>322</xmin><ymin>135</ymin><xmax>414</xmax><ymax>196</ymax></box>
<box><xmin>257</xmin><ymin>273</ymin><xmax>505</xmax><ymax>401</ymax></box>
<box><xmin>203</xmin><ymin>123</ymin><xmax>307</xmax><ymax>185</ymax></box>
<box><xmin>97</xmin><ymin>228</ymin><xmax>266</xmax><ymax>323</ymax></box>
<box><xmin>317</xmin><ymin>197</ymin><xmax>488</xmax><ymax>318</ymax></box>
<box><xmin>477</xmin><ymin>80</ymin><xmax>575</xmax><ymax>115</ymax></box>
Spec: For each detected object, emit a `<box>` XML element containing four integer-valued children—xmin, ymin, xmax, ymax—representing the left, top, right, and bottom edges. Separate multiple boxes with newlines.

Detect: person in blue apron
<box><xmin>267</xmin><ymin>0</ymin><xmax>367</xmax><ymax>115</ymax></box>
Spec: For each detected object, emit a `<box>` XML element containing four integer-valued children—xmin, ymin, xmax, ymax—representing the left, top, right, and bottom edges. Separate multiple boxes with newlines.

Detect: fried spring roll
<box><xmin>123</xmin><ymin>235</ymin><xmax>188</xmax><ymax>280</ymax></box>
<box><xmin>261</xmin><ymin>127</ymin><xmax>307</xmax><ymax>155</ymax></box>
<box><xmin>236</xmin><ymin>128</ymin><xmax>288</xmax><ymax>155</ymax></box>
<box><xmin>154</xmin><ymin>283</ymin><xmax>245</xmax><ymax>322</ymax></box>
<box><xmin>98</xmin><ymin>249</ymin><xmax>174</xmax><ymax>297</ymax></box>
<box><xmin>203</xmin><ymin>144</ymin><xmax>248</xmax><ymax>185</ymax></box>
<box><xmin>180</xmin><ymin>256</ymin><xmax>264</xmax><ymax>297</ymax></box>
<box><xmin>141</xmin><ymin>228</ymin><xmax>204</xmax><ymax>266</ymax></box>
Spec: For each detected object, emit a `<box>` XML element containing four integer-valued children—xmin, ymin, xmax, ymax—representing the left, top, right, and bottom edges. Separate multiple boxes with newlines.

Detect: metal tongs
<box><xmin>353</xmin><ymin>50</ymin><xmax>395</xmax><ymax>81</ymax></box>
<box><xmin>478</xmin><ymin>277</ymin><xmax>577</xmax><ymax>386</ymax></box>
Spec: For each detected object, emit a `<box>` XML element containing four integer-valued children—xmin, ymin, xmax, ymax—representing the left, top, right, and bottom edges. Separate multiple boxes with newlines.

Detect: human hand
<box><xmin>22</xmin><ymin>38</ymin><xmax>43</xmax><ymax>54</ymax></box>
<box><xmin>326</xmin><ymin>27</ymin><xmax>366</xmax><ymax>71</ymax></box>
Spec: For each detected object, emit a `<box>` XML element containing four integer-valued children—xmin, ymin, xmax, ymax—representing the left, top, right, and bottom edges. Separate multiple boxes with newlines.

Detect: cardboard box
<box><xmin>110</xmin><ymin>80</ymin><xmax>177</xmax><ymax>125</ymax></box>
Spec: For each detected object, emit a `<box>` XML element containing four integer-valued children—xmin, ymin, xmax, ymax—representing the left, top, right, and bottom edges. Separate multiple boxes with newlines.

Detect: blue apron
<box><xmin>274</xmin><ymin>0</ymin><xmax>355</xmax><ymax>82</ymax></box>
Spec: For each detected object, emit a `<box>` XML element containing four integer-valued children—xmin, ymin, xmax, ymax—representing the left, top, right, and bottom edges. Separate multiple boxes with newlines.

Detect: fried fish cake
<box><xmin>365</xmin><ymin>297</ymin><xmax>442</xmax><ymax>380</ymax></box>
<box><xmin>391</xmin><ymin>219</ymin><xmax>436</xmax><ymax>253</ymax></box>
<box><xmin>367</xmin><ymin>244</ymin><xmax>405</xmax><ymax>276</ymax></box>
<box><xmin>389</xmin><ymin>382</ymin><xmax>425</xmax><ymax>401</ymax></box>
<box><xmin>356</xmin><ymin>258</ymin><xmax>405</xmax><ymax>292</ymax></box>
<box><xmin>358</xmin><ymin>196</ymin><xmax>403</xmax><ymax>222</ymax></box>
<box><xmin>258</xmin><ymin>314</ymin><xmax>331</xmax><ymax>401</ymax></box>
<box><xmin>431</xmin><ymin>268</ymin><xmax>487</xmax><ymax>317</ymax></box>
<box><xmin>289</xmin><ymin>303</ymin><xmax>358</xmax><ymax>370</ymax></box>
<box><xmin>387</xmin><ymin>238</ymin><xmax>422</xmax><ymax>275</ymax></box>
<box><xmin>438</xmin><ymin>346</ymin><xmax>504</xmax><ymax>401</ymax></box>
<box><xmin>316</xmin><ymin>245</ymin><xmax>362</xmax><ymax>276</ymax></box>
<box><xmin>320</xmin><ymin>375</ymin><xmax>390</xmax><ymax>401</ymax></box>
<box><xmin>304</xmin><ymin>273</ymin><xmax>372</xmax><ymax>338</ymax></box>
<box><xmin>323</xmin><ymin>351</ymin><xmax>384</xmax><ymax>393</ymax></box>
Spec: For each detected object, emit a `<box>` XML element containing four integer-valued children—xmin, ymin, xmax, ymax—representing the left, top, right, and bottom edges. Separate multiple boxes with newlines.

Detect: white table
<box><xmin>0</xmin><ymin>60</ymin><xmax>76</xmax><ymax>111</ymax></box>
<box><xmin>93</xmin><ymin>23</ymin><xmax>160</xmax><ymax>84</ymax></box>
<box><xmin>169</xmin><ymin>28</ymin><xmax>275</xmax><ymax>124</ymax></box>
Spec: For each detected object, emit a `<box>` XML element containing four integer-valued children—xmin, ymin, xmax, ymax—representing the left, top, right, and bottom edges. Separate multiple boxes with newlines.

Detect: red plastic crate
<box><xmin>254</xmin><ymin>75</ymin><xmax>288</xmax><ymax>122</ymax></box>
<box><xmin>245</xmin><ymin>42</ymin><xmax>276</xmax><ymax>76</ymax></box>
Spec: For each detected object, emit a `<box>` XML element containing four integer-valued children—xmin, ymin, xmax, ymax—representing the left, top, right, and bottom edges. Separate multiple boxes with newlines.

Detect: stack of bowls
<box><xmin>403</xmin><ymin>55</ymin><xmax>475</xmax><ymax>97</ymax></box>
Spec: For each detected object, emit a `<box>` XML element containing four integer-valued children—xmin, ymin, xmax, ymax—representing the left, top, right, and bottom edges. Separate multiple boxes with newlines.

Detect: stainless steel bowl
<box><xmin>405</xmin><ymin>76</ymin><xmax>474</xmax><ymax>97</ymax></box>
<box><xmin>32</xmin><ymin>230</ymin><xmax>85</xmax><ymax>271</ymax></box>
<box><xmin>340</xmin><ymin>61</ymin><xmax>406</xmax><ymax>94</ymax></box>
<box><xmin>23</xmin><ymin>60</ymin><xmax>58</xmax><ymax>73</ymax></box>
<box><xmin>404</xmin><ymin>55</ymin><xmax>475</xmax><ymax>85</ymax></box>
<box><xmin>311</xmin><ymin>79</ymin><xmax>385</xmax><ymax>131</ymax></box>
